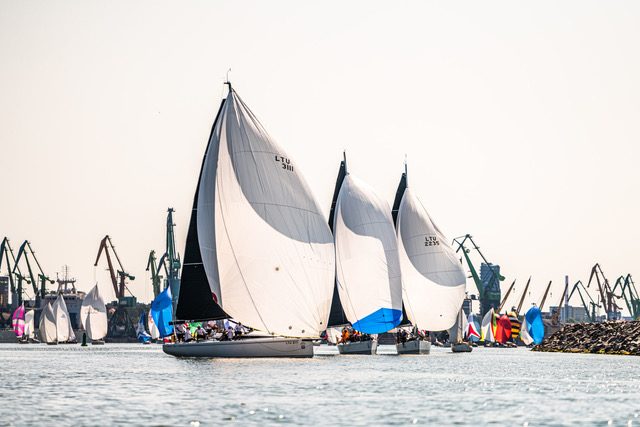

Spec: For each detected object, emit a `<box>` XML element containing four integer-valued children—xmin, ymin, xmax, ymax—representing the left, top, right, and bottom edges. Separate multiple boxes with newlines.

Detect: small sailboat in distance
<box><xmin>23</xmin><ymin>309</ymin><xmax>36</xmax><ymax>343</ymax></box>
<box><xmin>11</xmin><ymin>304</ymin><xmax>25</xmax><ymax>341</ymax></box>
<box><xmin>80</xmin><ymin>284</ymin><xmax>108</xmax><ymax>344</ymax></box>
<box><xmin>163</xmin><ymin>82</ymin><xmax>335</xmax><ymax>358</ymax></box>
<box><xmin>392</xmin><ymin>163</ymin><xmax>466</xmax><ymax>354</ymax></box>
<box><xmin>451</xmin><ymin>308</ymin><xmax>472</xmax><ymax>353</ymax></box>
<box><xmin>331</xmin><ymin>154</ymin><xmax>403</xmax><ymax>355</ymax></box>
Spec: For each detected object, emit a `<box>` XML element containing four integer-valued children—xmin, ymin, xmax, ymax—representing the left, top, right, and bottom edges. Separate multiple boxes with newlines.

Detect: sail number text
<box><xmin>425</xmin><ymin>236</ymin><xmax>440</xmax><ymax>246</ymax></box>
<box><xmin>275</xmin><ymin>155</ymin><xmax>294</xmax><ymax>172</ymax></box>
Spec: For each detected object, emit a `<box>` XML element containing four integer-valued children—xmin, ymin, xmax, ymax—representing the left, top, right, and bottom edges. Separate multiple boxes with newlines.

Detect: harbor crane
<box><xmin>538</xmin><ymin>280</ymin><xmax>553</xmax><ymax>311</ymax></box>
<box><xmin>0</xmin><ymin>237</ymin><xmax>22</xmax><ymax>306</ymax></box>
<box><xmin>612</xmin><ymin>274</ymin><xmax>640</xmax><ymax>320</ymax></box>
<box><xmin>568</xmin><ymin>280</ymin><xmax>599</xmax><ymax>322</ymax></box>
<box><xmin>94</xmin><ymin>235</ymin><xmax>135</xmax><ymax>302</ymax></box>
<box><xmin>516</xmin><ymin>276</ymin><xmax>532</xmax><ymax>314</ymax></box>
<box><xmin>146</xmin><ymin>250</ymin><xmax>168</xmax><ymax>298</ymax></box>
<box><xmin>586</xmin><ymin>263</ymin><xmax>620</xmax><ymax>320</ymax></box>
<box><xmin>12</xmin><ymin>240</ymin><xmax>54</xmax><ymax>305</ymax></box>
<box><xmin>453</xmin><ymin>234</ymin><xmax>504</xmax><ymax>317</ymax></box>
<box><xmin>498</xmin><ymin>279</ymin><xmax>516</xmax><ymax>313</ymax></box>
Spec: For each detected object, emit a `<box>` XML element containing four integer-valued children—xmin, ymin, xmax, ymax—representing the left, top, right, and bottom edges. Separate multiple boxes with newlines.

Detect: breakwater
<box><xmin>533</xmin><ymin>321</ymin><xmax>640</xmax><ymax>355</ymax></box>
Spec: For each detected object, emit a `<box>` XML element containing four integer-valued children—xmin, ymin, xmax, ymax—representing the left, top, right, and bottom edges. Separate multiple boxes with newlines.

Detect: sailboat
<box><xmin>52</xmin><ymin>294</ymin><xmax>72</xmax><ymax>343</ymax></box>
<box><xmin>136</xmin><ymin>312</ymin><xmax>152</xmax><ymax>344</ymax></box>
<box><xmin>11</xmin><ymin>304</ymin><xmax>25</xmax><ymax>341</ymax></box>
<box><xmin>163</xmin><ymin>83</ymin><xmax>335</xmax><ymax>358</ymax></box>
<box><xmin>148</xmin><ymin>310</ymin><xmax>160</xmax><ymax>342</ymax></box>
<box><xmin>329</xmin><ymin>156</ymin><xmax>403</xmax><ymax>355</ymax></box>
<box><xmin>39</xmin><ymin>302</ymin><xmax>57</xmax><ymax>344</ymax></box>
<box><xmin>480</xmin><ymin>307</ymin><xmax>496</xmax><ymax>345</ymax></box>
<box><xmin>391</xmin><ymin>164</ymin><xmax>466</xmax><ymax>355</ymax></box>
<box><xmin>466</xmin><ymin>312</ymin><xmax>481</xmax><ymax>342</ymax></box>
<box><xmin>23</xmin><ymin>309</ymin><xmax>36</xmax><ymax>342</ymax></box>
<box><xmin>151</xmin><ymin>286</ymin><xmax>173</xmax><ymax>339</ymax></box>
<box><xmin>451</xmin><ymin>307</ymin><xmax>472</xmax><ymax>352</ymax></box>
<box><xmin>80</xmin><ymin>284</ymin><xmax>108</xmax><ymax>344</ymax></box>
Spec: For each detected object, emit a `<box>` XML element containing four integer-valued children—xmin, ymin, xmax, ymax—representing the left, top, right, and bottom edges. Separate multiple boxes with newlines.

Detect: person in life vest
<box><xmin>338</xmin><ymin>327</ymin><xmax>350</xmax><ymax>344</ymax></box>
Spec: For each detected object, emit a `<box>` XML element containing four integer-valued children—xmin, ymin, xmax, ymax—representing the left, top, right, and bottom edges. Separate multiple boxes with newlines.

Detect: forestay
<box><xmin>195</xmin><ymin>88</ymin><xmax>335</xmax><ymax>338</ymax></box>
<box><xmin>80</xmin><ymin>285</ymin><xmax>108</xmax><ymax>341</ymax></box>
<box><xmin>396</xmin><ymin>187</ymin><xmax>466</xmax><ymax>331</ymax></box>
<box><xmin>334</xmin><ymin>174</ymin><xmax>402</xmax><ymax>334</ymax></box>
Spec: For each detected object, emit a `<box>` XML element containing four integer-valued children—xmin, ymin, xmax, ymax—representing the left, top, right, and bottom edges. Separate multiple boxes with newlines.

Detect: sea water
<box><xmin>2</xmin><ymin>344</ymin><xmax>639</xmax><ymax>426</ymax></box>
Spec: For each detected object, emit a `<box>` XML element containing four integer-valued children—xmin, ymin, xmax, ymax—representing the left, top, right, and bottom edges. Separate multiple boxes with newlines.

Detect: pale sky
<box><xmin>1</xmin><ymin>2</ymin><xmax>639</xmax><ymax>315</ymax></box>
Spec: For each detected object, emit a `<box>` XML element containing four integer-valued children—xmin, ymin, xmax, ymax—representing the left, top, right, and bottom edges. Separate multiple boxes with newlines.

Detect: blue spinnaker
<box><xmin>151</xmin><ymin>286</ymin><xmax>174</xmax><ymax>338</ymax></box>
<box><xmin>525</xmin><ymin>306</ymin><xmax>545</xmax><ymax>345</ymax></box>
<box><xmin>351</xmin><ymin>308</ymin><xmax>402</xmax><ymax>334</ymax></box>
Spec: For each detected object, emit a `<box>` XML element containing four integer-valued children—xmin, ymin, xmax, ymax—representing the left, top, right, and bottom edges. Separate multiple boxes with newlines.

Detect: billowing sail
<box><xmin>11</xmin><ymin>304</ymin><xmax>25</xmax><ymax>338</ymax></box>
<box><xmin>151</xmin><ymin>286</ymin><xmax>173</xmax><ymax>338</ymax></box>
<box><xmin>39</xmin><ymin>303</ymin><xmax>57</xmax><ymax>344</ymax></box>
<box><xmin>80</xmin><ymin>285</ymin><xmax>108</xmax><ymax>341</ymax></box>
<box><xmin>495</xmin><ymin>314</ymin><xmax>512</xmax><ymax>344</ymax></box>
<box><xmin>396</xmin><ymin>183</ymin><xmax>466</xmax><ymax>331</ymax></box>
<box><xmin>179</xmin><ymin>87</ymin><xmax>335</xmax><ymax>338</ymax></box>
<box><xmin>53</xmin><ymin>295</ymin><xmax>70</xmax><ymax>343</ymax></box>
<box><xmin>24</xmin><ymin>310</ymin><xmax>35</xmax><ymax>339</ymax></box>
<box><xmin>136</xmin><ymin>312</ymin><xmax>151</xmax><ymax>343</ymax></box>
<box><xmin>481</xmin><ymin>308</ymin><xmax>495</xmax><ymax>342</ymax></box>
<box><xmin>525</xmin><ymin>306</ymin><xmax>545</xmax><ymax>344</ymax></box>
<box><xmin>148</xmin><ymin>310</ymin><xmax>160</xmax><ymax>340</ymax></box>
<box><xmin>466</xmin><ymin>313</ymin><xmax>480</xmax><ymax>340</ymax></box>
<box><xmin>520</xmin><ymin>317</ymin><xmax>534</xmax><ymax>345</ymax></box>
<box><xmin>334</xmin><ymin>174</ymin><xmax>402</xmax><ymax>334</ymax></box>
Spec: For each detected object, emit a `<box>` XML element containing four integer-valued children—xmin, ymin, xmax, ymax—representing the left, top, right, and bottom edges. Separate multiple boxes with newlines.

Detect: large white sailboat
<box><xmin>39</xmin><ymin>302</ymin><xmax>57</xmax><ymax>344</ymax></box>
<box><xmin>163</xmin><ymin>83</ymin><xmax>335</xmax><ymax>358</ymax></box>
<box><xmin>328</xmin><ymin>156</ymin><xmax>403</xmax><ymax>355</ymax></box>
<box><xmin>392</xmin><ymin>164</ymin><xmax>466</xmax><ymax>354</ymax></box>
<box><xmin>80</xmin><ymin>284</ymin><xmax>108</xmax><ymax>344</ymax></box>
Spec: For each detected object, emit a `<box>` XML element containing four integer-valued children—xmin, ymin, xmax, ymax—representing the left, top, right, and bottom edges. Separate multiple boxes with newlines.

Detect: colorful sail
<box><xmin>494</xmin><ymin>314</ymin><xmax>513</xmax><ymax>344</ymax></box>
<box><xmin>151</xmin><ymin>286</ymin><xmax>174</xmax><ymax>338</ymax></box>
<box><xmin>508</xmin><ymin>311</ymin><xmax>521</xmax><ymax>341</ymax></box>
<box><xmin>334</xmin><ymin>174</ymin><xmax>402</xmax><ymax>334</ymax></box>
<box><xmin>136</xmin><ymin>312</ymin><xmax>151</xmax><ymax>343</ymax></box>
<box><xmin>11</xmin><ymin>304</ymin><xmax>25</xmax><ymax>338</ymax></box>
<box><xmin>395</xmin><ymin>179</ymin><xmax>466</xmax><ymax>331</ymax></box>
<box><xmin>80</xmin><ymin>285</ymin><xmax>108</xmax><ymax>341</ymax></box>
<box><xmin>177</xmin><ymin>87</ymin><xmax>335</xmax><ymax>338</ymax></box>
<box><xmin>525</xmin><ymin>306</ymin><xmax>545</xmax><ymax>345</ymax></box>
<box><xmin>466</xmin><ymin>313</ymin><xmax>480</xmax><ymax>340</ymax></box>
<box><xmin>480</xmin><ymin>308</ymin><xmax>495</xmax><ymax>342</ymax></box>
<box><xmin>148</xmin><ymin>310</ymin><xmax>160</xmax><ymax>340</ymax></box>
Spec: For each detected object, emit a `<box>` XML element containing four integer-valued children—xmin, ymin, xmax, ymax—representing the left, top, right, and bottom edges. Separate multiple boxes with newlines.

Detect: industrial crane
<box><xmin>568</xmin><ymin>280</ymin><xmax>600</xmax><ymax>322</ymax></box>
<box><xmin>550</xmin><ymin>281</ymin><xmax>569</xmax><ymax>324</ymax></box>
<box><xmin>538</xmin><ymin>280</ymin><xmax>553</xmax><ymax>312</ymax></box>
<box><xmin>586</xmin><ymin>263</ymin><xmax>620</xmax><ymax>320</ymax></box>
<box><xmin>516</xmin><ymin>276</ymin><xmax>532</xmax><ymax>314</ymax></box>
<box><xmin>453</xmin><ymin>234</ymin><xmax>504</xmax><ymax>317</ymax></box>
<box><xmin>146</xmin><ymin>250</ymin><xmax>168</xmax><ymax>298</ymax></box>
<box><xmin>498</xmin><ymin>279</ymin><xmax>516</xmax><ymax>313</ymax></box>
<box><xmin>12</xmin><ymin>240</ymin><xmax>54</xmax><ymax>305</ymax></box>
<box><xmin>94</xmin><ymin>235</ymin><xmax>135</xmax><ymax>302</ymax></box>
<box><xmin>612</xmin><ymin>274</ymin><xmax>640</xmax><ymax>320</ymax></box>
<box><xmin>0</xmin><ymin>237</ymin><xmax>21</xmax><ymax>305</ymax></box>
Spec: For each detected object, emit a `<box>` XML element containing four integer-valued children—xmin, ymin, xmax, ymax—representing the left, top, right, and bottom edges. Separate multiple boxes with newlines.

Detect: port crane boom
<box><xmin>12</xmin><ymin>241</ymin><xmax>54</xmax><ymax>303</ymax></box>
<box><xmin>539</xmin><ymin>280</ymin><xmax>553</xmax><ymax>311</ymax></box>
<box><xmin>516</xmin><ymin>276</ymin><xmax>532</xmax><ymax>314</ymax></box>
<box><xmin>94</xmin><ymin>235</ymin><xmax>135</xmax><ymax>300</ymax></box>
<box><xmin>568</xmin><ymin>280</ymin><xmax>599</xmax><ymax>322</ymax></box>
<box><xmin>498</xmin><ymin>279</ymin><xmax>516</xmax><ymax>313</ymax></box>
<box><xmin>0</xmin><ymin>238</ymin><xmax>21</xmax><ymax>303</ymax></box>
<box><xmin>146</xmin><ymin>250</ymin><xmax>168</xmax><ymax>298</ymax></box>
<box><xmin>613</xmin><ymin>274</ymin><xmax>640</xmax><ymax>320</ymax></box>
<box><xmin>587</xmin><ymin>263</ymin><xmax>620</xmax><ymax>320</ymax></box>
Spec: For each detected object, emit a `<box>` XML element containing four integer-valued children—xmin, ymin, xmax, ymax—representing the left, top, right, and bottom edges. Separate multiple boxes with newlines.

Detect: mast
<box><xmin>326</xmin><ymin>157</ymin><xmax>348</xmax><ymax>328</ymax></box>
<box><xmin>391</xmin><ymin>165</ymin><xmax>410</xmax><ymax>326</ymax></box>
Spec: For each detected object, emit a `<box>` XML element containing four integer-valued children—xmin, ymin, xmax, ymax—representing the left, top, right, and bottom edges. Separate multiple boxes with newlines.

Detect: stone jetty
<box><xmin>533</xmin><ymin>321</ymin><xmax>640</xmax><ymax>355</ymax></box>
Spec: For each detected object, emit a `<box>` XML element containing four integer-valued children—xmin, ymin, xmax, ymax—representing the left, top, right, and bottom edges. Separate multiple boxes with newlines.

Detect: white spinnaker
<box><xmin>53</xmin><ymin>295</ymin><xmax>70</xmax><ymax>342</ymax></box>
<box><xmin>481</xmin><ymin>308</ymin><xmax>495</xmax><ymax>342</ymax></box>
<box><xmin>520</xmin><ymin>317</ymin><xmax>533</xmax><ymax>345</ymax></box>
<box><xmin>397</xmin><ymin>188</ymin><xmax>466</xmax><ymax>331</ymax></box>
<box><xmin>334</xmin><ymin>174</ymin><xmax>402</xmax><ymax>329</ymax></box>
<box><xmin>148</xmin><ymin>310</ymin><xmax>160</xmax><ymax>340</ymax></box>
<box><xmin>39</xmin><ymin>303</ymin><xmax>57</xmax><ymax>344</ymax></box>
<box><xmin>80</xmin><ymin>285</ymin><xmax>108</xmax><ymax>341</ymax></box>
<box><xmin>24</xmin><ymin>310</ymin><xmax>35</xmax><ymax>339</ymax></box>
<box><xmin>200</xmin><ymin>90</ymin><xmax>335</xmax><ymax>338</ymax></box>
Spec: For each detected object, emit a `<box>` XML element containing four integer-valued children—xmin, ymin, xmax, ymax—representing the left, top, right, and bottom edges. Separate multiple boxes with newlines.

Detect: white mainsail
<box><xmin>52</xmin><ymin>295</ymin><xmax>71</xmax><ymax>342</ymax></box>
<box><xmin>24</xmin><ymin>309</ymin><xmax>35</xmax><ymax>339</ymax></box>
<box><xmin>39</xmin><ymin>302</ymin><xmax>57</xmax><ymax>344</ymax></box>
<box><xmin>148</xmin><ymin>310</ymin><xmax>160</xmax><ymax>340</ymax></box>
<box><xmin>334</xmin><ymin>174</ymin><xmax>402</xmax><ymax>334</ymax></box>
<box><xmin>80</xmin><ymin>285</ymin><xmax>108</xmax><ymax>341</ymax></box>
<box><xmin>396</xmin><ymin>187</ymin><xmax>466</xmax><ymax>331</ymax></box>
<box><xmin>196</xmin><ymin>87</ymin><xmax>335</xmax><ymax>338</ymax></box>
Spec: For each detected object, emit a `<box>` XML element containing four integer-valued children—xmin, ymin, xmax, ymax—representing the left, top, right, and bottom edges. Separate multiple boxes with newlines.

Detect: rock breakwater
<box><xmin>533</xmin><ymin>321</ymin><xmax>640</xmax><ymax>355</ymax></box>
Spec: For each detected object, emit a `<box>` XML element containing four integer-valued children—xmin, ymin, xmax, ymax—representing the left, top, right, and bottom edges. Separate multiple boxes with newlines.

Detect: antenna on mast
<box><xmin>404</xmin><ymin>154</ymin><xmax>408</xmax><ymax>186</ymax></box>
<box><xmin>224</xmin><ymin>68</ymin><xmax>232</xmax><ymax>91</ymax></box>
<box><xmin>342</xmin><ymin>150</ymin><xmax>348</xmax><ymax>174</ymax></box>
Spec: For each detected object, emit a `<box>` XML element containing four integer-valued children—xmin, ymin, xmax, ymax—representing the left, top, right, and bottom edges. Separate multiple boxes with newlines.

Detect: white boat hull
<box><xmin>162</xmin><ymin>337</ymin><xmax>313</xmax><ymax>358</ymax></box>
<box><xmin>396</xmin><ymin>340</ymin><xmax>431</xmax><ymax>355</ymax></box>
<box><xmin>337</xmin><ymin>340</ymin><xmax>377</xmax><ymax>355</ymax></box>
